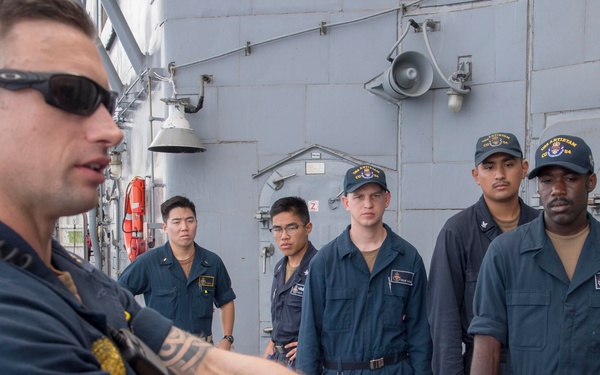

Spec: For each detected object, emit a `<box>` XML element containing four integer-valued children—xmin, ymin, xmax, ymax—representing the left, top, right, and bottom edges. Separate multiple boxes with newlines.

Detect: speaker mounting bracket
<box><xmin>415</xmin><ymin>20</ymin><xmax>441</xmax><ymax>33</ymax></box>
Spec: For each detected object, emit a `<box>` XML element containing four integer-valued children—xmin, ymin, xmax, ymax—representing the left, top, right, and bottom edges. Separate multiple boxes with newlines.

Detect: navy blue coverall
<box><xmin>119</xmin><ymin>241</ymin><xmax>235</xmax><ymax>337</ymax></box>
<box><xmin>470</xmin><ymin>213</ymin><xmax>600</xmax><ymax>374</ymax></box>
<box><xmin>0</xmin><ymin>221</ymin><xmax>172</xmax><ymax>375</ymax></box>
<box><xmin>296</xmin><ymin>224</ymin><xmax>432</xmax><ymax>374</ymax></box>
<box><xmin>269</xmin><ymin>242</ymin><xmax>317</xmax><ymax>367</ymax></box>
<box><xmin>427</xmin><ymin>196</ymin><xmax>538</xmax><ymax>374</ymax></box>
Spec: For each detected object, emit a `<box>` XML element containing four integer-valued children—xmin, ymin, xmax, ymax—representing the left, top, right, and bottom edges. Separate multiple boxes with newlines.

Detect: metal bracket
<box><xmin>415</xmin><ymin>20</ymin><xmax>440</xmax><ymax>33</ymax></box>
<box><xmin>261</xmin><ymin>244</ymin><xmax>275</xmax><ymax>274</ymax></box>
<box><xmin>254</xmin><ymin>210</ymin><xmax>271</xmax><ymax>225</ymax></box>
<box><xmin>328</xmin><ymin>190</ymin><xmax>344</xmax><ymax>210</ymax></box>
<box><xmin>270</xmin><ymin>173</ymin><xmax>297</xmax><ymax>190</ymax></box>
<box><xmin>320</xmin><ymin>21</ymin><xmax>328</xmax><ymax>36</ymax></box>
<box><xmin>454</xmin><ymin>56</ymin><xmax>472</xmax><ymax>82</ymax></box>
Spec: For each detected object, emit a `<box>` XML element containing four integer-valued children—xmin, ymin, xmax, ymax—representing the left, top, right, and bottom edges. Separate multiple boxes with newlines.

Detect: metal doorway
<box><xmin>254</xmin><ymin>149</ymin><xmax>360</xmax><ymax>354</ymax></box>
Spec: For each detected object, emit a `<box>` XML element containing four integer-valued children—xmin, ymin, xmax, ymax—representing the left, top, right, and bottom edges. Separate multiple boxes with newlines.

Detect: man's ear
<box><xmin>521</xmin><ymin>159</ymin><xmax>529</xmax><ymax>179</ymax></box>
<box><xmin>305</xmin><ymin>222</ymin><xmax>313</xmax><ymax>234</ymax></box>
<box><xmin>341</xmin><ymin>195</ymin><xmax>350</xmax><ymax>211</ymax></box>
<box><xmin>472</xmin><ymin>167</ymin><xmax>480</xmax><ymax>185</ymax></box>
<box><xmin>588</xmin><ymin>173</ymin><xmax>597</xmax><ymax>192</ymax></box>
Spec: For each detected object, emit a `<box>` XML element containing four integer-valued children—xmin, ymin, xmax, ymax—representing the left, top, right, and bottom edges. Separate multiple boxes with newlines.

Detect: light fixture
<box><xmin>421</xmin><ymin>19</ymin><xmax>471</xmax><ymax>113</ymax></box>
<box><xmin>108</xmin><ymin>151</ymin><xmax>122</xmax><ymax>179</ymax></box>
<box><xmin>447</xmin><ymin>88</ymin><xmax>465</xmax><ymax>113</ymax></box>
<box><xmin>148</xmin><ymin>103</ymin><xmax>206</xmax><ymax>153</ymax></box>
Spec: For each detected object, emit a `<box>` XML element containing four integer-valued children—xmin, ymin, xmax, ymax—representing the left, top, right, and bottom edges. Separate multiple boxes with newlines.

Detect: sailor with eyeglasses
<box><xmin>0</xmin><ymin>1</ymin><xmax>295</xmax><ymax>374</ymax></box>
<box><xmin>264</xmin><ymin>196</ymin><xmax>318</xmax><ymax>370</ymax></box>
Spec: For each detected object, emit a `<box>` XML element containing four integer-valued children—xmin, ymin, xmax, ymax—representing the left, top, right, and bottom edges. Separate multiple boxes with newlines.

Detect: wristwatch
<box><xmin>223</xmin><ymin>335</ymin><xmax>234</xmax><ymax>344</ymax></box>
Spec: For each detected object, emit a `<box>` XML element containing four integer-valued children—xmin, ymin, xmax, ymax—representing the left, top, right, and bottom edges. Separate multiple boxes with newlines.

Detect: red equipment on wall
<box><xmin>123</xmin><ymin>177</ymin><xmax>147</xmax><ymax>262</ymax></box>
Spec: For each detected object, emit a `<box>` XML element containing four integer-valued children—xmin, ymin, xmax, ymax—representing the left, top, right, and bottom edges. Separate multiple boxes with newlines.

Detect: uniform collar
<box><xmin>274</xmin><ymin>242</ymin><xmax>317</xmax><ymax>278</ymax></box>
<box><xmin>520</xmin><ymin>212</ymin><xmax>598</xmax><ymax>255</ymax></box>
<box><xmin>336</xmin><ymin>223</ymin><xmax>404</xmax><ymax>259</ymax></box>
<box><xmin>160</xmin><ymin>241</ymin><xmax>208</xmax><ymax>266</ymax></box>
<box><xmin>159</xmin><ymin>242</ymin><xmax>210</xmax><ymax>285</ymax></box>
<box><xmin>474</xmin><ymin>195</ymin><xmax>534</xmax><ymax>235</ymax></box>
<box><xmin>520</xmin><ymin>212</ymin><xmax>600</xmax><ymax>291</ymax></box>
<box><xmin>0</xmin><ymin>221</ymin><xmax>87</xmax><ymax>307</ymax></box>
<box><xmin>474</xmin><ymin>195</ymin><xmax>498</xmax><ymax>234</ymax></box>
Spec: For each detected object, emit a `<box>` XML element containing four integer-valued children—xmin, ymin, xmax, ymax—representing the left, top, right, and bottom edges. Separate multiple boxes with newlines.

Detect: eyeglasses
<box><xmin>0</xmin><ymin>70</ymin><xmax>117</xmax><ymax>116</ymax></box>
<box><xmin>269</xmin><ymin>223</ymin><xmax>304</xmax><ymax>236</ymax></box>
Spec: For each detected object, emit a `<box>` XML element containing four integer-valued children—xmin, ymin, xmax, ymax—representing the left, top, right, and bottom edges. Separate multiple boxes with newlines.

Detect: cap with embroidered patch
<box><xmin>528</xmin><ymin>134</ymin><xmax>595</xmax><ymax>179</ymax></box>
<box><xmin>474</xmin><ymin>132</ymin><xmax>523</xmax><ymax>166</ymax></box>
<box><xmin>343</xmin><ymin>165</ymin><xmax>388</xmax><ymax>194</ymax></box>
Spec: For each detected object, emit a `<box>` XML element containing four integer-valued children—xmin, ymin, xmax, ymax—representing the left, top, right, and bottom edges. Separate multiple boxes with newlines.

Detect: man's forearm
<box><xmin>159</xmin><ymin>327</ymin><xmax>295</xmax><ymax>375</ymax></box>
<box><xmin>215</xmin><ymin>301</ymin><xmax>235</xmax><ymax>350</ymax></box>
<box><xmin>220</xmin><ymin>301</ymin><xmax>235</xmax><ymax>335</ymax></box>
<box><xmin>470</xmin><ymin>334</ymin><xmax>500</xmax><ymax>375</ymax></box>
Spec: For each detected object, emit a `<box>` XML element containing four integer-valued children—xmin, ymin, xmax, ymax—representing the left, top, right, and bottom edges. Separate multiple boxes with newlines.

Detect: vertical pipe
<box><xmin>147</xmin><ymin>72</ymin><xmax>157</xmax><ymax>248</ymax></box>
<box><xmin>88</xmin><ymin>206</ymin><xmax>102</xmax><ymax>270</ymax></box>
<box><xmin>111</xmin><ymin>181</ymin><xmax>122</xmax><ymax>276</ymax></box>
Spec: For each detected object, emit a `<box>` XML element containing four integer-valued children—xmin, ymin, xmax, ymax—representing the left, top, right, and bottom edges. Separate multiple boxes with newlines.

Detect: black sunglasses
<box><xmin>0</xmin><ymin>69</ymin><xmax>117</xmax><ymax>116</ymax></box>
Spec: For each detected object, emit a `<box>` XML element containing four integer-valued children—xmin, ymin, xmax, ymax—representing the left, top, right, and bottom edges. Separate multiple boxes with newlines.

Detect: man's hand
<box><xmin>284</xmin><ymin>341</ymin><xmax>298</xmax><ymax>362</ymax></box>
<box><xmin>215</xmin><ymin>339</ymin><xmax>233</xmax><ymax>351</ymax></box>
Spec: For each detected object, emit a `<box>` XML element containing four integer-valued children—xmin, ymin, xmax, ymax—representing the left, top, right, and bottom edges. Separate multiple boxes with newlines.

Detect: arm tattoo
<box><xmin>159</xmin><ymin>328</ymin><xmax>211</xmax><ymax>375</ymax></box>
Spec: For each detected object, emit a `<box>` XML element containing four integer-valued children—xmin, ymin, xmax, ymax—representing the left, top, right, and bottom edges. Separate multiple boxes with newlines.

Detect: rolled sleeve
<box><xmin>213</xmin><ymin>260</ymin><xmax>236</xmax><ymax>307</ymax></box>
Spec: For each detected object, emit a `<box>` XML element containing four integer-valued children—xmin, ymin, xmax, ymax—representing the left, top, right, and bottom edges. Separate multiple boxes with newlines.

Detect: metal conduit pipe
<box><xmin>385</xmin><ymin>21</ymin><xmax>415</xmax><ymax>62</ymax></box>
<box><xmin>422</xmin><ymin>19</ymin><xmax>470</xmax><ymax>95</ymax></box>
<box><xmin>147</xmin><ymin>73</ymin><xmax>157</xmax><ymax>248</ymax></box>
<box><xmin>88</xmin><ymin>206</ymin><xmax>102</xmax><ymax>270</ymax></box>
<box><xmin>107</xmin><ymin>180</ymin><xmax>122</xmax><ymax>276</ymax></box>
<box><xmin>174</xmin><ymin>1</ymin><xmax>424</xmax><ymax>70</ymax></box>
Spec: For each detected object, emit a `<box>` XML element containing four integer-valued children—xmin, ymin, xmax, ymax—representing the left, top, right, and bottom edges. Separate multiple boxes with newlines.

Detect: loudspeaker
<box><xmin>382</xmin><ymin>51</ymin><xmax>433</xmax><ymax>99</ymax></box>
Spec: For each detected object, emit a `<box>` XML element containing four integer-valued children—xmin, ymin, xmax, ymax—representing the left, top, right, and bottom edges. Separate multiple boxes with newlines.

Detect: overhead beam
<box><xmin>100</xmin><ymin>0</ymin><xmax>145</xmax><ymax>73</ymax></box>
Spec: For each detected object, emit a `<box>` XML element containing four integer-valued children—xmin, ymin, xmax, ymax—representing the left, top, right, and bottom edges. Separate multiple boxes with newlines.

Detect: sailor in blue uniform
<box><xmin>264</xmin><ymin>197</ymin><xmax>318</xmax><ymax>369</ymax></box>
<box><xmin>470</xmin><ymin>135</ymin><xmax>600</xmax><ymax>374</ymax></box>
<box><xmin>427</xmin><ymin>132</ymin><xmax>539</xmax><ymax>374</ymax></box>
<box><xmin>0</xmin><ymin>222</ymin><xmax>161</xmax><ymax>374</ymax></box>
<box><xmin>119</xmin><ymin>196</ymin><xmax>236</xmax><ymax>348</ymax></box>
<box><xmin>296</xmin><ymin>165</ymin><xmax>432</xmax><ymax>374</ymax></box>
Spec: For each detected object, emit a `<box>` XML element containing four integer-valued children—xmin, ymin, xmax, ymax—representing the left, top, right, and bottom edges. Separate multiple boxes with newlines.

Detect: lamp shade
<box><xmin>148</xmin><ymin>105</ymin><xmax>206</xmax><ymax>153</ymax></box>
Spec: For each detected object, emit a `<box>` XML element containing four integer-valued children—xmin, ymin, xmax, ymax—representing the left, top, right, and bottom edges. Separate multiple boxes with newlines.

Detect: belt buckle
<box><xmin>369</xmin><ymin>357</ymin><xmax>384</xmax><ymax>370</ymax></box>
<box><xmin>275</xmin><ymin>345</ymin><xmax>285</xmax><ymax>354</ymax></box>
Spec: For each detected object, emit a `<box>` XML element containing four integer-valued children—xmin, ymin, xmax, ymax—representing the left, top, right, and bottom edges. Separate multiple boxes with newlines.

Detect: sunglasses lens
<box><xmin>105</xmin><ymin>92</ymin><xmax>118</xmax><ymax>115</ymax></box>
<box><xmin>48</xmin><ymin>75</ymin><xmax>116</xmax><ymax>116</ymax></box>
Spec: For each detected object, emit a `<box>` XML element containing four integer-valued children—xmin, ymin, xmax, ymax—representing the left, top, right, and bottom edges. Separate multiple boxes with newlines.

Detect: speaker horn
<box><xmin>382</xmin><ymin>51</ymin><xmax>433</xmax><ymax>99</ymax></box>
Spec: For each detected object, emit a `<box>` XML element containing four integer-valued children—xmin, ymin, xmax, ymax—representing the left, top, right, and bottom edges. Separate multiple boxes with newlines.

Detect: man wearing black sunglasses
<box><xmin>0</xmin><ymin>1</ymin><xmax>293</xmax><ymax>375</ymax></box>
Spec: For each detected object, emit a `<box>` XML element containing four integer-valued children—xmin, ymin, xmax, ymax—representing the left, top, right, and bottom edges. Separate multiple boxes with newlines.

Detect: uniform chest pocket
<box><xmin>324</xmin><ymin>288</ymin><xmax>353</xmax><ymax>332</ymax></box>
<box><xmin>287</xmin><ymin>294</ymin><xmax>303</xmax><ymax>307</ymax></box>
<box><xmin>506</xmin><ymin>291</ymin><xmax>549</xmax><ymax>351</ymax></box>
<box><xmin>154</xmin><ymin>287</ymin><xmax>178</xmax><ymax>319</ymax></box>
<box><xmin>194</xmin><ymin>284</ymin><xmax>215</xmax><ymax>318</ymax></box>
<box><xmin>588</xmin><ymin>294</ymin><xmax>600</xmax><ymax>352</ymax></box>
<box><xmin>384</xmin><ymin>284</ymin><xmax>409</xmax><ymax>328</ymax></box>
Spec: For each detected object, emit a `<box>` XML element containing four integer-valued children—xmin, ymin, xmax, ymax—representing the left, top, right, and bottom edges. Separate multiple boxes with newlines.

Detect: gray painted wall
<box><xmin>87</xmin><ymin>0</ymin><xmax>600</xmax><ymax>355</ymax></box>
